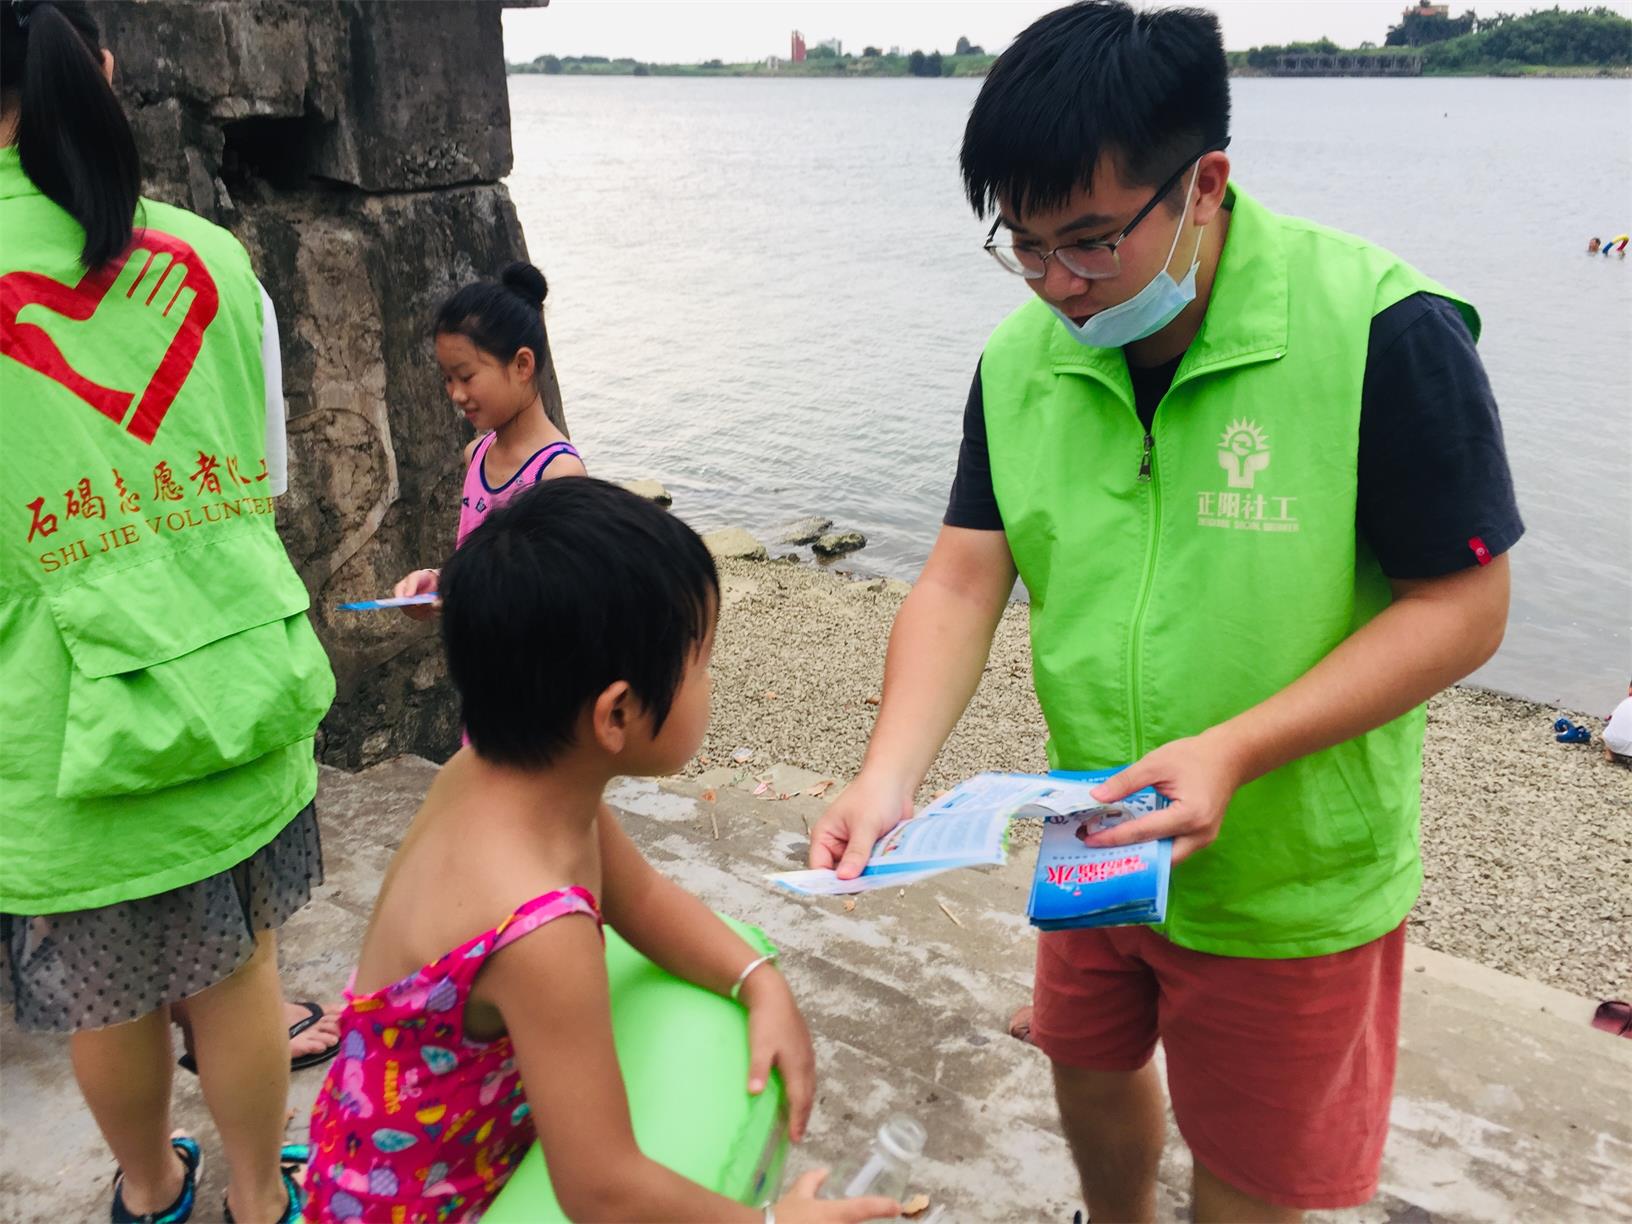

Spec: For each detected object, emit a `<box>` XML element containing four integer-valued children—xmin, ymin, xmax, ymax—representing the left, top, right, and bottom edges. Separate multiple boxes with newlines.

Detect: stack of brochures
<box><xmin>1024</xmin><ymin>769</ymin><xmax>1171</xmax><ymax>930</ymax></box>
<box><xmin>769</xmin><ymin>770</ymin><xmax>1171</xmax><ymax>930</ymax></box>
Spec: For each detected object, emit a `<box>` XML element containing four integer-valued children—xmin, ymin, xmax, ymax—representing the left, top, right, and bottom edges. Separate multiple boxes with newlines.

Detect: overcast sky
<box><xmin>503</xmin><ymin>1</ymin><xmax>1632</xmax><ymax>62</ymax></box>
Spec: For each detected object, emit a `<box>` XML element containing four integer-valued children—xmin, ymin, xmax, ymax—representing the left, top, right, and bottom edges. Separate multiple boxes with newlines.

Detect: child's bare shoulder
<box><xmin>541</xmin><ymin>451</ymin><xmax>587</xmax><ymax>480</ymax></box>
<box><xmin>416</xmin><ymin>811</ymin><xmax>581</xmax><ymax>921</ymax></box>
<box><xmin>363</xmin><ymin>794</ymin><xmax>589</xmax><ymax>983</ymax></box>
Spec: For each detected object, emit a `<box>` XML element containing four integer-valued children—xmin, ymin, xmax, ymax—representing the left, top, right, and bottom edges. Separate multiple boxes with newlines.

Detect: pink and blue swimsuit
<box><xmin>456</xmin><ymin>434</ymin><xmax>581</xmax><ymax>547</ymax></box>
<box><xmin>305</xmin><ymin>887</ymin><xmax>602</xmax><ymax>1222</ymax></box>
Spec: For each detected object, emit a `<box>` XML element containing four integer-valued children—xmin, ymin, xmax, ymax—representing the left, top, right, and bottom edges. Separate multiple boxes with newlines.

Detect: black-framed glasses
<box><xmin>983</xmin><ymin>140</ymin><xmax>1229</xmax><ymax>281</ymax></box>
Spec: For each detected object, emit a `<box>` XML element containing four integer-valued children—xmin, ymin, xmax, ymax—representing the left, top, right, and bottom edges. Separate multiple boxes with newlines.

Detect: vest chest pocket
<box><xmin>45</xmin><ymin>533</ymin><xmax>334</xmax><ymax>799</ymax></box>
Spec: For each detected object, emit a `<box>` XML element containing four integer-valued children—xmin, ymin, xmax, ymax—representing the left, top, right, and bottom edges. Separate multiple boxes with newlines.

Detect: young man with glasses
<box><xmin>809</xmin><ymin>2</ymin><xmax>1522</xmax><ymax>1219</ymax></box>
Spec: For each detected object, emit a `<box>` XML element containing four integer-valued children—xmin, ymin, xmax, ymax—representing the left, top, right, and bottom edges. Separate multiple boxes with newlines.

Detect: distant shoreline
<box><xmin>1232</xmin><ymin>63</ymin><xmax>1631</xmax><ymax>79</ymax></box>
<box><xmin>510</xmin><ymin>9</ymin><xmax>1628</xmax><ymax>83</ymax></box>
<box><xmin>506</xmin><ymin>53</ymin><xmax>995</xmax><ymax>80</ymax></box>
<box><xmin>509</xmin><ymin>64</ymin><xmax>1632</xmax><ymax>81</ymax></box>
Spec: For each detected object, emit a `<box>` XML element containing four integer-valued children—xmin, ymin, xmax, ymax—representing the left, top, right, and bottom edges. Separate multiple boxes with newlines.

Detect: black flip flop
<box><xmin>178</xmin><ymin>1000</ymin><xmax>339</xmax><ymax>1074</ymax></box>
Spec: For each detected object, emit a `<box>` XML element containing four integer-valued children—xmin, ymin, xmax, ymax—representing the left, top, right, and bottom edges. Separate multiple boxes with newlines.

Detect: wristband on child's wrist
<box><xmin>730</xmin><ymin>952</ymin><xmax>778</xmax><ymax>1001</ymax></box>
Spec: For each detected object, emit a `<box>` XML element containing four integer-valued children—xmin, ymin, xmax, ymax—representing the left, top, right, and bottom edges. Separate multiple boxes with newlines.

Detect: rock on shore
<box><xmin>618</xmin><ymin>478</ymin><xmax>673</xmax><ymax>506</ymax></box>
<box><xmin>776</xmin><ymin>516</ymin><xmax>833</xmax><ymax>545</ymax></box>
<box><xmin>811</xmin><ymin>529</ymin><xmax>868</xmax><ymax>558</ymax></box>
<box><xmin>701</xmin><ymin>527</ymin><xmax>769</xmax><ymax>562</ymax></box>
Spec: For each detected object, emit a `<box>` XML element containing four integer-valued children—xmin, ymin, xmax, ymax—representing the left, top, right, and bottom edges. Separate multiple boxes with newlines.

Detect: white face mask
<box><xmin>1050</xmin><ymin>161</ymin><xmax>1203</xmax><ymax>349</ymax></box>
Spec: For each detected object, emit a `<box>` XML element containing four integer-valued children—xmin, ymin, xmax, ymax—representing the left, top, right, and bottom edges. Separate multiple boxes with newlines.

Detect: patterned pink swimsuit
<box><xmin>456</xmin><ymin>433</ymin><xmax>582</xmax><ymax>547</ymax></box>
<box><xmin>305</xmin><ymin>887</ymin><xmax>602</xmax><ymax>1223</ymax></box>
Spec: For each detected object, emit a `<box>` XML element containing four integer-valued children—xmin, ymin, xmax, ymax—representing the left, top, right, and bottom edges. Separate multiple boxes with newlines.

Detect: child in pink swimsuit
<box><xmin>308</xmin><ymin>888</ymin><xmax>599</xmax><ymax>1221</ymax></box>
<box><xmin>393</xmin><ymin>261</ymin><xmax>585</xmax><ymax>615</ymax></box>
<box><xmin>305</xmin><ymin>480</ymin><xmax>898</xmax><ymax>1224</ymax></box>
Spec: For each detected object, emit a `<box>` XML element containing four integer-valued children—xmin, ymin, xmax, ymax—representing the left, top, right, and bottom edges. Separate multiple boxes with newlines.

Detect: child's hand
<box><xmin>393</xmin><ymin>568</ymin><xmax>441</xmax><ymax>620</ymax></box>
<box><xmin>774</xmin><ymin>1169</ymin><xmax>901</xmax><ymax>1221</ymax></box>
<box><xmin>740</xmin><ymin>967</ymin><xmax>817</xmax><ymax>1143</ymax></box>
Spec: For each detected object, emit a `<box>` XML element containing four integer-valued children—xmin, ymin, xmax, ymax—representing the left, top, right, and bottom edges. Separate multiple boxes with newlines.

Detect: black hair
<box><xmin>439</xmin><ymin>478</ymin><xmax>719</xmax><ymax>769</ymax></box>
<box><xmin>961</xmin><ymin>0</ymin><xmax>1229</xmax><ymax>220</ymax></box>
<box><xmin>433</xmin><ymin>261</ymin><xmax>551</xmax><ymax>370</ymax></box>
<box><xmin>1</xmin><ymin>0</ymin><xmax>141</xmax><ymax>267</ymax></box>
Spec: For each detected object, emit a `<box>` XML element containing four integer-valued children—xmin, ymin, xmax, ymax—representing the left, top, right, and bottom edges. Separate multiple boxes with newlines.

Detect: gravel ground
<box><xmin>687</xmin><ymin>558</ymin><xmax>1632</xmax><ymax>999</ymax></box>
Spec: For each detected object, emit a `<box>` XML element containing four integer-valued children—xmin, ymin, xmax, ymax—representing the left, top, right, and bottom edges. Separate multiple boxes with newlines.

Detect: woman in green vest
<box><xmin>0</xmin><ymin>4</ymin><xmax>334</xmax><ymax>1221</ymax></box>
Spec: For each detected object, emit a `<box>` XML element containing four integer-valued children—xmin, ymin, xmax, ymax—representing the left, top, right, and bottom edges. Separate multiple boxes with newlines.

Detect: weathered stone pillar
<box><xmin>100</xmin><ymin>0</ymin><xmax>553</xmax><ymax>766</ymax></box>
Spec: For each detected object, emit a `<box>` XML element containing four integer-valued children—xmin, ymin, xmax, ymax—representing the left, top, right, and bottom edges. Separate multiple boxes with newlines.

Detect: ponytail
<box><xmin>1</xmin><ymin>0</ymin><xmax>141</xmax><ymax>268</ymax></box>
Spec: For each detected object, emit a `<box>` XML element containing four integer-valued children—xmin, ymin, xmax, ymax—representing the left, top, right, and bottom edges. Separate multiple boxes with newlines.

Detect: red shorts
<box><xmin>1032</xmin><ymin>922</ymin><xmax>1405</xmax><ymax>1210</ymax></box>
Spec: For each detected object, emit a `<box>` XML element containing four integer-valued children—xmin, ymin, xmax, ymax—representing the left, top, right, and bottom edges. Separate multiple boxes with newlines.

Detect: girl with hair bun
<box><xmin>392</xmin><ymin>261</ymin><xmax>586</xmax><ymax>617</ymax></box>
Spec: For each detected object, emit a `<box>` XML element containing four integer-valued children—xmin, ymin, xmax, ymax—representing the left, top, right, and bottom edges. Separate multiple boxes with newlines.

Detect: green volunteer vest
<box><xmin>0</xmin><ymin>145</ymin><xmax>334</xmax><ymax>913</ymax></box>
<box><xmin>982</xmin><ymin>185</ymin><xmax>1478</xmax><ymax>958</ymax></box>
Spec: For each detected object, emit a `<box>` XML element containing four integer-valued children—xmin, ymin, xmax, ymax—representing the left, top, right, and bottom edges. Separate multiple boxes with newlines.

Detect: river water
<box><xmin>507</xmin><ymin>74</ymin><xmax>1632</xmax><ymax>714</ymax></box>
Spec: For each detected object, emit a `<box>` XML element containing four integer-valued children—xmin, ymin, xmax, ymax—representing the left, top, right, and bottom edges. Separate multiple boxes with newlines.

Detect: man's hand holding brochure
<box><xmin>771</xmin><ymin>770</ymin><xmax>1174</xmax><ymax>930</ymax></box>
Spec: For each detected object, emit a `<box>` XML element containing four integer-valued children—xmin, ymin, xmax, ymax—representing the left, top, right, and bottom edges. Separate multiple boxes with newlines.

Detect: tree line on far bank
<box><xmin>1235</xmin><ymin>6</ymin><xmax>1630</xmax><ymax>73</ymax></box>
<box><xmin>508</xmin><ymin>40</ymin><xmax>994</xmax><ymax>79</ymax></box>
<box><xmin>510</xmin><ymin>9</ymin><xmax>1628</xmax><ymax>81</ymax></box>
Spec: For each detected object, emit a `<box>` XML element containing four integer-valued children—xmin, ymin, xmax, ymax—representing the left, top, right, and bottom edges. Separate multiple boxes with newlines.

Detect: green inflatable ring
<box><xmin>483</xmin><ymin>915</ymin><xmax>789</xmax><ymax>1221</ymax></box>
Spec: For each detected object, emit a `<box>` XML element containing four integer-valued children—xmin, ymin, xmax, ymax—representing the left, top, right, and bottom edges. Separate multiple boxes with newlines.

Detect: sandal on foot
<box><xmin>223</xmin><ymin>1154</ymin><xmax>305</xmax><ymax>1224</ymax></box>
<box><xmin>179</xmin><ymin>1000</ymin><xmax>340</xmax><ymax>1075</ymax></box>
<box><xmin>111</xmin><ymin>1134</ymin><xmax>201</xmax><ymax>1224</ymax></box>
<box><xmin>286</xmin><ymin>1001</ymin><xmax>342</xmax><ymax>1072</ymax></box>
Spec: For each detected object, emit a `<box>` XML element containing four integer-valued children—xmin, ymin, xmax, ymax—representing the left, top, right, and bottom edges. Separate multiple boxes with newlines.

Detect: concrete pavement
<box><xmin>3</xmin><ymin>758</ymin><xmax>1628</xmax><ymax>1222</ymax></box>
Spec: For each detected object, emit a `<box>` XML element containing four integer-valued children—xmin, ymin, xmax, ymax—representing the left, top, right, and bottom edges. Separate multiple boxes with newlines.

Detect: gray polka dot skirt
<box><xmin>1</xmin><ymin>803</ymin><xmax>323</xmax><ymax>1033</ymax></box>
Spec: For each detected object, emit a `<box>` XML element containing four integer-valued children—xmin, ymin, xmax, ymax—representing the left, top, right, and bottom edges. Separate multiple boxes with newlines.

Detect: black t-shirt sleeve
<box><xmin>1357</xmin><ymin>293</ymin><xmax>1524</xmax><ymax>579</ymax></box>
<box><xmin>943</xmin><ymin>360</ymin><xmax>1006</xmax><ymax>531</ymax></box>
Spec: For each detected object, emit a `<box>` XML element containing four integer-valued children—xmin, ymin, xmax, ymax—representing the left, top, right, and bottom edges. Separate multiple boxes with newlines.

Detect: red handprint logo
<box><xmin>0</xmin><ymin>231</ymin><xmax>220</xmax><ymax>444</ymax></box>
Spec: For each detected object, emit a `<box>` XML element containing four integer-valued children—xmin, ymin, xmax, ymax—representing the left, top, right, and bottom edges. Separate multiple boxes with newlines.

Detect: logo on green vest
<box><xmin>1200</xmin><ymin>418</ymin><xmax>1299</xmax><ymax>534</ymax></box>
<box><xmin>0</xmin><ymin>231</ymin><xmax>220</xmax><ymax>445</ymax></box>
<box><xmin>1218</xmin><ymin>419</ymin><xmax>1270</xmax><ymax>488</ymax></box>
